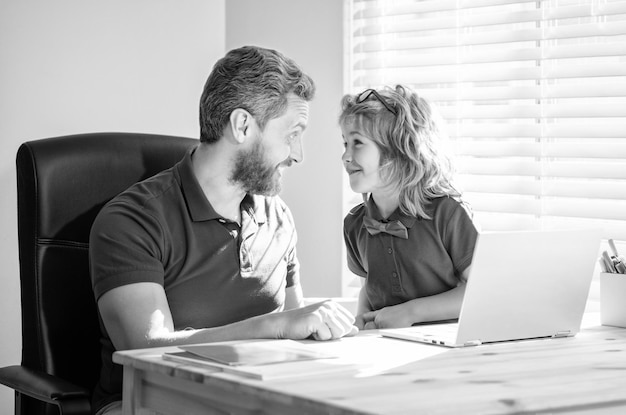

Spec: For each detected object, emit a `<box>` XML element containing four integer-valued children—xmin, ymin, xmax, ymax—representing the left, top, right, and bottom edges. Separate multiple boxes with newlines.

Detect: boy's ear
<box><xmin>229</xmin><ymin>109</ymin><xmax>252</xmax><ymax>144</ymax></box>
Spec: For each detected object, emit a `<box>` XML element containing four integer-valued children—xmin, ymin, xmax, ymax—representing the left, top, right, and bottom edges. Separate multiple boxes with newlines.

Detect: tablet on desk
<box><xmin>162</xmin><ymin>339</ymin><xmax>346</xmax><ymax>380</ymax></box>
<box><xmin>177</xmin><ymin>339</ymin><xmax>335</xmax><ymax>366</ymax></box>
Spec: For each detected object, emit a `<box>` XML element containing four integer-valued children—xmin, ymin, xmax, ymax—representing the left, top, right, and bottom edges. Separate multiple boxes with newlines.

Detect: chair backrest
<box><xmin>16</xmin><ymin>132</ymin><xmax>197</xmax><ymax>414</ymax></box>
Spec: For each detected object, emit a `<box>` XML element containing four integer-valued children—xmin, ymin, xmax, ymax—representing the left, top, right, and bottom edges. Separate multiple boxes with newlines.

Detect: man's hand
<box><xmin>273</xmin><ymin>300</ymin><xmax>358</xmax><ymax>340</ymax></box>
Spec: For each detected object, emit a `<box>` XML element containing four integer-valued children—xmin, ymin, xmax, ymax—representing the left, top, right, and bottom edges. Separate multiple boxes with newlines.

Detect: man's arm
<box><xmin>98</xmin><ymin>282</ymin><xmax>356</xmax><ymax>351</ymax></box>
<box><xmin>283</xmin><ymin>284</ymin><xmax>305</xmax><ymax>310</ymax></box>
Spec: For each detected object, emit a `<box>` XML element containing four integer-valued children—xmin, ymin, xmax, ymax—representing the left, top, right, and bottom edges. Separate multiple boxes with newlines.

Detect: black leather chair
<box><xmin>0</xmin><ymin>133</ymin><xmax>196</xmax><ymax>415</ymax></box>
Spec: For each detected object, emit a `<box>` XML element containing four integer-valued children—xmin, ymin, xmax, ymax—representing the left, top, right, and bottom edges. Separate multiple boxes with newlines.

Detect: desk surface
<box><xmin>115</xmin><ymin>321</ymin><xmax>626</xmax><ymax>415</ymax></box>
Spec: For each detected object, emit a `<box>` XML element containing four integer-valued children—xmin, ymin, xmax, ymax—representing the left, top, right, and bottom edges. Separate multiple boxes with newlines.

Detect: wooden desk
<box><xmin>114</xmin><ymin>323</ymin><xmax>626</xmax><ymax>415</ymax></box>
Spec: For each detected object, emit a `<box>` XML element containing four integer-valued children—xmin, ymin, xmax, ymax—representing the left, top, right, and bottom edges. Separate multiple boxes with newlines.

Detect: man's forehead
<box><xmin>277</xmin><ymin>95</ymin><xmax>309</xmax><ymax>127</ymax></box>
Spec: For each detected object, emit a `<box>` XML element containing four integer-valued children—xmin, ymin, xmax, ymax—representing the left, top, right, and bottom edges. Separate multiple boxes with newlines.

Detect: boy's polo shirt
<box><xmin>343</xmin><ymin>196</ymin><xmax>477</xmax><ymax>311</ymax></box>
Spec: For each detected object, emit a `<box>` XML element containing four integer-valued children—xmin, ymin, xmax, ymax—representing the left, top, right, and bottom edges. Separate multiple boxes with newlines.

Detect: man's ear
<box><xmin>229</xmin><ymin>109</ymin><xmax>252</xmax><ymax>144</ymax></box>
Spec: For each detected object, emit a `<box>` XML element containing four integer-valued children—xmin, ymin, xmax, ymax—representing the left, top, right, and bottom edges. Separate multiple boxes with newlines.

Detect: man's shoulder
<box><xmin>101</xmin><ymin>167</ymin><xmax>180</xmax><ymax>216</ymax></box>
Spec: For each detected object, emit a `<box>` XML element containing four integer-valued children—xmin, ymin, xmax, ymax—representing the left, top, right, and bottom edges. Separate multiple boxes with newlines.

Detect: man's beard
<box><xmin>230</xmin><ymin>139</ymin><xmax>287</xmax><ymax>196</ymax></box>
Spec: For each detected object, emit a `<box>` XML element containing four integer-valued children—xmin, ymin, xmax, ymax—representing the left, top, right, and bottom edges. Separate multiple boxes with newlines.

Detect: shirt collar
<box><xmin>364</xmin><ymin>194</ymin><xmax>417</xmax><ymax>229</ymax></box>
<box><xmin>177</xmin><ymin>148</ymin><xmax>265</xmax><ymax>224</ymax></box>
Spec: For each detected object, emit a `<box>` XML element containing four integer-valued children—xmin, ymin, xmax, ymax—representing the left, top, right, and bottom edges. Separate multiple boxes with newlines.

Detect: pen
<box><xmin>602</xmin><ymin>250</ymin><xmax>618</xmax><ymax>273</ymax></box>
<box><xmin>608</xmin><ymin>239</ymin><xmax>620</xmax><ymax>258</ymax></box>
<box><xmin>607</xmin><ymin>239</ymin><xmax>626</xmax><ymax>274</ymax></box>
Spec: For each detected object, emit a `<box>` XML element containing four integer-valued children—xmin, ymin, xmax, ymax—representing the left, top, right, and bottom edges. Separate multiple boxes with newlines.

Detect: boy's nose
<box><xmin>341</xmin><ymin>148</ymin><xmax>352</xmax><ymax>164</ymax></box>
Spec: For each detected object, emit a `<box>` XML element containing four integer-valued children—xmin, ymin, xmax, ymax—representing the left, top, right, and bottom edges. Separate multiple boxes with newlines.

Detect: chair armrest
<box><xmin>0</xmin><ymin>365</ymin><xmax>90</xmax><ymax>410</ymax></box>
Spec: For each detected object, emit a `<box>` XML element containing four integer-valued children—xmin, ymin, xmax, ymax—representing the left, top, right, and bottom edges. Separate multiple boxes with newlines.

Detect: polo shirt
<box><xmin>343</xmin><ymin>195</ymin><xmax>478</xmax><ymax>311</ymax></box>
<box><xmin>89</xmin><ymin>148</ymin><xmax>299</xmax><ymax>412</ymax></box>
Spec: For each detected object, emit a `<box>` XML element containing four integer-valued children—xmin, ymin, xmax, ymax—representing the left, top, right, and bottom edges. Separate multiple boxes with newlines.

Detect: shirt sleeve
<box><xmin>89</xmin><ymin>201</ymin><xmax>166</xmax><ymax>300</ymax></box>
<box><xmin>441</xmin><ymin>199</ymin><xmax>479</xmax><ymax>281</ymax></box>
<box><xmin>343</xmin><ymin>213</ymin><xmax>367</xmax><ymax>278</ymax></box>
<box><xmin>281</xmin><ymin>204</ymin><xmax>300</xmax><ymax>288</ymax></box>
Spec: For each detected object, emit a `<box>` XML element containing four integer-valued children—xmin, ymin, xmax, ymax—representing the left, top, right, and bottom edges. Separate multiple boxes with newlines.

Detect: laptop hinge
<box><xmin>463</xmin><ymin>340</ymin><xmax>482</xmax><ymax>346</ymax></box>
<box><xmin>552</xmin><ymin>330</ymin><xmax>572</xmax><ymax>338</ymax></box>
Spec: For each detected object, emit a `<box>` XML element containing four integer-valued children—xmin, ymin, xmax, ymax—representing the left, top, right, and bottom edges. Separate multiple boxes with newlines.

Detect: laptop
<box><xmin>379</xmin><ymin>228</ymin><xmax>602</xmax><ymax>347</ymax></box>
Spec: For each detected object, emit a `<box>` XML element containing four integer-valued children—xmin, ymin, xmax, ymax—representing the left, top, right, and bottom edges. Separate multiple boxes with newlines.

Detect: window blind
<box><xmin>345</xmin><ymin>0</ymin><xmax>626</xmax><ymax>242</ymax></box>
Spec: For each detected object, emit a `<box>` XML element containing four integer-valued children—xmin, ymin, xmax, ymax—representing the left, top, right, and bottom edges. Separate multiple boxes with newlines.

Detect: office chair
<box><xmin>0</xmin><ymin>133</ymin><xmax>196</xmax><ymax>415</ymax></box>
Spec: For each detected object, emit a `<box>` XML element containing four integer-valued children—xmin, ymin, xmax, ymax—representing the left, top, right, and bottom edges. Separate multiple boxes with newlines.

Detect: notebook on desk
<box><xmin>380</xmin><ymin>228</ymin><xmax>602</xmax><ymax>348</ymax></box>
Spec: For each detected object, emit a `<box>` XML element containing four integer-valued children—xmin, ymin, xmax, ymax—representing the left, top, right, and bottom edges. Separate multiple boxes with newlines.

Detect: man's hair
<box><xmin>199</xmin><ymin>46</ymin><xmax>315</xmax><ymax>144</ymax></box>
<box><xmin>339</xmin><ymin>85</ymin><xmax>461</xmax><ymax>220</ymax></box>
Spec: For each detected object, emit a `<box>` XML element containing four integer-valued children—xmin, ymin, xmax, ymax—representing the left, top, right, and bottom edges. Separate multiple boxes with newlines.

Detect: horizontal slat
<box><xmin>356</xmin><ymin>2</ymin><xmax>626</xmax><ymax>36</ymax></box>
<box><xmin>457</xmin><ymin>159</ymin><xmax>626</xmax><ymax>179</ymax></box>
<box><xmin>355</xmin><ymin>0</ymin><xmax>545</xmax><ymax>18</ymax></box>
<box><xmin>455</xmin><ymin>141</ymin><xmax>539</xmax><ymax>157</ymax></box>
<box><xmin>546</xmin><ymin>161</ymin><xmax>626</xmax><ymax>179</ymax></box>
<box><xmin>458</xmin><ymin>175</ymin><xmax>626</xmax><ymax>199</ymax></box>
<box><xmin>439</xmin><ymin>103</ymin><xmax>626</xmax><ymax>119</ymax></box>
<box><xmin>457</xmin><ymin>159</ymin><xmax>541</xmax><ymax>175</ymax></box>
<box><xmin>470</xmin><ymin>211</ymin><xmax>626</xmax><ymax>240</ymax></box>
<box><xmin>354</xmin><ymin>21</ymin><xmax>626</xmax><ymax>52</ymax></box>
<box><xmin>464</xmin><ymin>192</ymin><xmax>541</xmax><ymax>215</ymax></box>
<box><xmin>543</xmin><ymin>180</ymin><xmax>626</xmax><ymax>200</ymax></box>
<box><xmin>447</xmin><ymin>123</ymin><xmax>541</xmax><ymax>138</ymax></box>
<box><xmin>447</xmin><ymin>123</ymin><xmax>626</xmax><ymax>139</ymax></box>
<box><xmin>354</xmin><ymin>42</ymin><xmax>626</xmax><ymax>69</ymax></box>
<box><xmin>458</xmin><ymin>175</ymin><xmax>542</xmax><ymax>195</ymax></box>
<box><xmin>544</xmin><ymin>142</ymin><xmax>626</xmax><ymax>159</ymax></box>
<box><xmin>543</xmin><ymin>124</ymin><xmax>626</xmax><ymax>139</ymax></box>
<box><xmin>453</xmin><ymin>141</ymin><xmax>626</xmax><ymax>158</ymax></box>
<box><xmin>355</xmin><ymin>62</ymin><xmax>626</xmax><ymax>86</ymax></box>
<box><xmin>545</xmin><ymin>198</ymin><xmax>626</xmax><ymax>221</ymax></box>
<box><xmin>540</xmin><ymin>217</ymin><xmax>626</xmax><ymax>240</ymax></box>
<box><xmin>465</xmin><ymin>193</ymin><xmax>626</xmax><ymax>221</ymax></box>
<box><xmin>470</xmin><ymin>211</ymin><xmax>542</xmax><ymax>231</ymax></box>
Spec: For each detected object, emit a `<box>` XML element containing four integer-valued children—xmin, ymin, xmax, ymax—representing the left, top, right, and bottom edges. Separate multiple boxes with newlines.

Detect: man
<box><xmin>89</xmin><ymin>46</ymin><xmax>357</xmax><ymax>415</ymax></box>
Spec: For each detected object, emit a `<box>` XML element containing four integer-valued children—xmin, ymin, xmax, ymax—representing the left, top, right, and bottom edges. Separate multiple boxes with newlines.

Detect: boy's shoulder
<box><xmin>346</xmin><ymin>202</ymin><xmax>366</xmax><ymax>218</ymax></box>
<box><xmin>430</xmin><ymin>195</ymin><xmax>473</xmax><ymax>219</ymax></box>
<box><xmin>344</xmin><ymin>202</ymin><xmax>366</xmax><ymax>230</ymax></box>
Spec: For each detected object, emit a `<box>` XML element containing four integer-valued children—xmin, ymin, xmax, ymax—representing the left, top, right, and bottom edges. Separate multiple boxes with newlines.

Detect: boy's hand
<box><xmin>358</xmin><ymin>304</ymin><xmax>414</xmax><ymax>329</ymax></box>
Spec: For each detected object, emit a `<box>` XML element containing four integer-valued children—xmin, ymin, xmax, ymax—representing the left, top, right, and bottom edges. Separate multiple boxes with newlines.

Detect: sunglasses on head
<box><xmin>356</xmin><ymin>89</ymin><xmax>397</xmax><ymax>115</ymax></box>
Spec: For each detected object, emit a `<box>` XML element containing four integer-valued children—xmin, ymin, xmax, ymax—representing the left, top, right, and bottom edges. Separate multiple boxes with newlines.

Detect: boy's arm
<box><xmin>360</xmin><ymin>267</ymin><xmax>471</xmax><ymax>329</ymax></box>
<box><xmin>98</xmin><ymin>282</ymin><xmax>356</xmax><ymax>351</ymax></box>
<box><xmin>355</xmin><ymin>277</ymin><xmax>373</xmax><ymax>329</ymax></box>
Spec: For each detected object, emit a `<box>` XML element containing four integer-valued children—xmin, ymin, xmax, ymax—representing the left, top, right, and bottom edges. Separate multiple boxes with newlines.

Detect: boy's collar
<box><xmin>363</xmin><ymin>194</ymin><xmax>417</xmax><ymax>229</ymax></box>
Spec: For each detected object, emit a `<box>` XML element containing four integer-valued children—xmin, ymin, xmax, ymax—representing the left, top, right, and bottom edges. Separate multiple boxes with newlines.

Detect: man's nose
<box><xmin>290</xmin><ymin>136</ymin><xmax>303</xmax><ymax>163</ymax></box>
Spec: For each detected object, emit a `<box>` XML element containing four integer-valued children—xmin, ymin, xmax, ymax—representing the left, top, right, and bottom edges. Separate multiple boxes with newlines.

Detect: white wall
<box><xmin>0</xmin><ymin>0</ymin><xmax>345</xmax><ymax>412</ymax></box>
<box><xmin>226</xmin><ymin>0</ymin><xmax>345</xmax><ymax>297</ymax></box>
<box><xmin>0</xmin><ymin>1</ymin><xmax>226</xmax><ymax>412</ymax></box>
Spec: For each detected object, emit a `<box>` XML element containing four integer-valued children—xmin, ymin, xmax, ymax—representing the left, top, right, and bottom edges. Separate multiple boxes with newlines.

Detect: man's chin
<box><xmin>246</xmin><ymin>180</ymin><xmax>282</xmax><ymax>197</ymax></box>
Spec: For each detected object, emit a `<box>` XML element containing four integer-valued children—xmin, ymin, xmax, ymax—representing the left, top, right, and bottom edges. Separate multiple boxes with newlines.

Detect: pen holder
<box><xmin>600</xmin><ymin>272</ymin><xmax>626</xmax><ymax>328</ymax></box>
